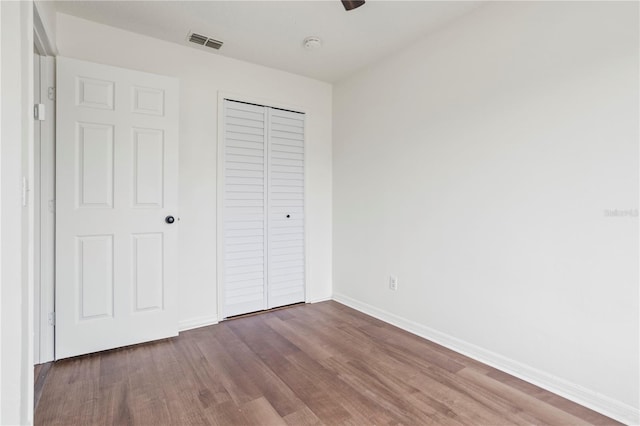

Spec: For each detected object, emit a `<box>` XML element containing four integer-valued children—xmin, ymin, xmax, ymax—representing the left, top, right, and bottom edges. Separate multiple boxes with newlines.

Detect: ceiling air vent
<box><xmin>188</xmin><ymin>32</ymin><xmax>223</xmax><ymax>50</ymax></box>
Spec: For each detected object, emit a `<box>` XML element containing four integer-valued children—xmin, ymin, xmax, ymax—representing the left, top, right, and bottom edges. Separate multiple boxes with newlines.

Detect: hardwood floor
<box><xmin>35</xmin><ymin>301</ymin><xmax>619</xmax><ymax>425</ymax></box>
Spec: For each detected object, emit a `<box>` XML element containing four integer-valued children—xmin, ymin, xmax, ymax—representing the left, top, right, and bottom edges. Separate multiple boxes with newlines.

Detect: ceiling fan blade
<box><xmin>342</xmin><ymin>0</ymin><xmax>365</xmax><ymax>11</ymax></box>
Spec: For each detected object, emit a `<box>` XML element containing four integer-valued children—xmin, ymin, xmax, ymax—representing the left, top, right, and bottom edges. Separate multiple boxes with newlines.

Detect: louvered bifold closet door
<box><xmin>267</xmin><ymin>108</ymin><xmax>305</xmax><ymax>308</ymax></box>
<box><xmin>223</xmin><ymin>100</ymin><xmax>268</xmax><ymax>317</ymax></box>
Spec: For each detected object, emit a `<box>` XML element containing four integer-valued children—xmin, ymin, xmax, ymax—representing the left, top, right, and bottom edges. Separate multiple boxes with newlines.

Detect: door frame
<box><xmin>32</xmin><ymin>52</ymin><xmax>55</xmax><ymax>365</ymax></box>
<box><xmin>33</xmin><ymin>3</ymin><xmax>56</xmax><ymax>365</ymax></box>
<box><xmin>216</xmin><ymin>91</ymin><xmax>309</xmax><ymax>322</ymax></box>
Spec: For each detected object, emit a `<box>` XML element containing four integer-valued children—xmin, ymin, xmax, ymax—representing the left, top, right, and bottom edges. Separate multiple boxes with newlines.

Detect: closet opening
<box><xmin>218</xmin><ymin>97</ymin><xmax>307</xmax><ymax>319</ymax></box>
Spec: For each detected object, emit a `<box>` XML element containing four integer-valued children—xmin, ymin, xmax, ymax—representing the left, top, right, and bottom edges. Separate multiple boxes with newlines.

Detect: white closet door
<box><xmin>222</xmin><ymin>100</ymin><xmax>268</xmax><ymax>317</ymax></box>
<box><xmin>222</xmin><ymin>100</ymin><xmax>305</xmax><ymax>318</ymax></box>
<box><xmin>267</xmin><ymin>108</ymin><xmax>305</xmax><ymax>308</ymax></box>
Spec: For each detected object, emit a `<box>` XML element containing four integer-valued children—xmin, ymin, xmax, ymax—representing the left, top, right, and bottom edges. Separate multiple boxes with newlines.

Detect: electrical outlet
<box><xmin>389</xmin><ymin>275</ymin><xmax>398</xmax><ymax>291</ymax></box>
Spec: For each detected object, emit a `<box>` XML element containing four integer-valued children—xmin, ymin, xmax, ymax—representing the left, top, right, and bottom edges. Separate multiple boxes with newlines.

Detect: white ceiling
<box><xmin>54</xmin><ymin>1</ymin><xmax>482</xmax><ymax>82</ymax></box>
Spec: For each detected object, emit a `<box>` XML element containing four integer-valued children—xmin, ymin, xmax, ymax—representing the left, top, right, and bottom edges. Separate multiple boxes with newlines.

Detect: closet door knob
<box><xmin>165</xmin><ymin>215</ymin><xmax>175</xmax><ymax>224</ymax></box>
<box><xmin>286</xmin><ymin>214</ymin><xmax>291</xmax><ymax>218</ymax></box>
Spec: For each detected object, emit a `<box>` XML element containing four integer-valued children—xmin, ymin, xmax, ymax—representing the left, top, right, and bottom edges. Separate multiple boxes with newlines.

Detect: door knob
<box><xmin>286</xmin><ymin>214</ymin><xmax>291</xmax><ymax>218</ymax></box>
<box><xmin>165</xmin><ymin>215</ymin><xmax>175</xmax><ymax>224</ymax></box>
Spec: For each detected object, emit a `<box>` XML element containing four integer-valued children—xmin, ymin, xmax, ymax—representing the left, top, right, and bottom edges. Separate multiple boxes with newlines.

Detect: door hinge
<box><xmin>48</xmin><ymin>312</ymin><xmax>55</xmax><ymax>326</ymax></box>
<box><xmin>48</xmin><ymin>199</ymin><xmax>56</xmax><ymax>213</ymax></box>
<box><xmin>47</xmin><ymin>87</ymin><xmax>56</xmax><ymax>101</ymax></box>
<box><xmin>34</xmin><ymin>103</ymin><xmax>45</xmax><ymax>121</ymax></box>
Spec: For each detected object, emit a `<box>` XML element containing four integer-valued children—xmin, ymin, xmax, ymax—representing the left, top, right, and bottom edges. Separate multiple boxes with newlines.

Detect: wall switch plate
<box><xmin>389</xmin><ymin>275</ymin><xmax>398</xmax><ymax>291</ymax></box>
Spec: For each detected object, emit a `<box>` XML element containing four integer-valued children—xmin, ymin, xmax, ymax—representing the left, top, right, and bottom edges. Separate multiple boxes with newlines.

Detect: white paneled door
<box><xmin>56</xmin><ymin>57</ymin><xmax>179</xmax><ymax>359</ymax></box>
<box><xmin>222</xmin><ymin>100</ymin><xmax>305</xmax><ymax>318</ymax></box>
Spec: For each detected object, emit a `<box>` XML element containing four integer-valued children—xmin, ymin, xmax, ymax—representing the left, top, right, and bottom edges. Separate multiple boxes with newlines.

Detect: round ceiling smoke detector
<box><xmin>303</xmin><ymin>36</ymin><xmax>322</xmax><ymax>50</ymax></box>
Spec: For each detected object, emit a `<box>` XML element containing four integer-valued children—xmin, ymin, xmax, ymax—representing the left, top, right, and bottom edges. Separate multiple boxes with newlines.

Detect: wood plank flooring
<box><xmin>35</xmin><ymin>301</ymin><xmax>620</xmax><ymax>425</ymax></box>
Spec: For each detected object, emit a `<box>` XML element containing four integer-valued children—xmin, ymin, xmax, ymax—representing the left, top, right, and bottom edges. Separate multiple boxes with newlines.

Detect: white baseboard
<box><xmin>178</xmin><ymin>315</ymin><xmax>219</xmax><ymax>332</ymax></box>
<box><xmin>332</xmin><ymin>292</ymin><xmax>639</xmax><ymax>426</ymax></box>
<box><xmin>307</xmin><ymin>296</ymin><xmax>333</xmax><ymax>304</ymax></box>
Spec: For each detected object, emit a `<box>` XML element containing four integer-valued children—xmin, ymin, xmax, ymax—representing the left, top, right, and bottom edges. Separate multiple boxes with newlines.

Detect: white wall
<box><xmin>0</xmin><ymin>1</ymin><xmax>35</xmax><ymax>424</ymax></box>
<box><xmin>56</xmin><ymin>13</ymin><xmax>333</xmax><ymax>329</ymax></box>
<box><xmin>333</xmin><ymin>1</ymin><xmax>638</xmax><ymax>423</ymax></box>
